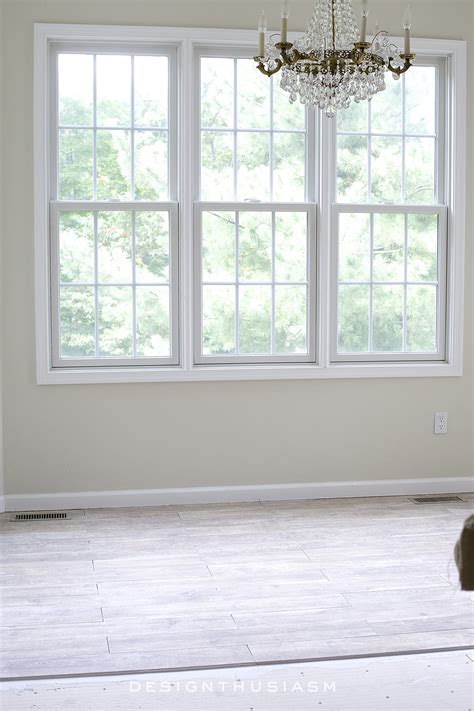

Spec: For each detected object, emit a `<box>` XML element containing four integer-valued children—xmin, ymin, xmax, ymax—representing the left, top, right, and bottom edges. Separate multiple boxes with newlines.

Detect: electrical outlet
<box><xmin>434</xmin><ymin>412</ymin><xmax>448</xmax><ymax>435</ymax></box>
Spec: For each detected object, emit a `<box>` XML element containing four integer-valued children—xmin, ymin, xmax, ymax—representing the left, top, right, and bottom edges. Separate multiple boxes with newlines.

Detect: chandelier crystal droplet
<box><xmin>255</xmin><ymin>0</ymin><xmax>416</xmax><ymax>118</ymax></box>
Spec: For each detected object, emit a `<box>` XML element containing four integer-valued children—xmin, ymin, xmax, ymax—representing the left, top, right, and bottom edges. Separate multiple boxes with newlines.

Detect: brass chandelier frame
<box><xmin>254</xmin><ymin>39</ymin><xmax>416</xmax><ymax>79</ymax></box>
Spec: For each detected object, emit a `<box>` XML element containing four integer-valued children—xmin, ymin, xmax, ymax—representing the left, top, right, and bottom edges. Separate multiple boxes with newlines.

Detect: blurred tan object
<box><xmin>454</xmin><ymin>514</ymin><xmax>474</xmax><ymax>590</ymax></box>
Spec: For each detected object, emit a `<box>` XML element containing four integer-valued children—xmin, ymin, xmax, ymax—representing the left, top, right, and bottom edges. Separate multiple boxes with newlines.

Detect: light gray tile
<box><xmin>0</xmin><ymin>645</ymin><xmax>254</xmax><ymax>679</ymax></box>
<box><xmin>0</xmin><ymin>583</ymin><xmax>99</xmax><ymax>605</ymax></box>
<box><xmin>0</xmin><ymin>603</ymin><xmax>103</xmax><ymax>627</ymax></box>
<box><xmin>207</xmin><ymin>562</ymin><xmax>327</xmax><ymax>580</ymax></box>
<box><xmin>367</xmin><ymin>613</ymin><xmax>474</xmax><ymax>635</ymax></box>
<box><xmin>108</xmin><ymin>620</ymin><xmax>376</xmax><ymax>654</ymax></box>
<box><xmin>343</xmin><ymin>586</ymin><xmax>465</xmax><ymax>608</ymax></box>
<box><xmin>249</xmin><ymin>628</ymin><xmax>474</xmax><ymax>662</ymax></box>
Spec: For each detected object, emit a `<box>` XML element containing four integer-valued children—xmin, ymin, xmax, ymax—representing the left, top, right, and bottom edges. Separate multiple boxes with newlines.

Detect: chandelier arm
<box><xmin>254</xmin><ymin>58</ymin><xmax>284</xmax><ymax>77</ymax></box>
<box><xmin>280</xmin><ymin>46</ymin><xmax>299</xmax><ymax>67</ymax></box>
<box><xmin>387</xmin><ymin>53</ymin><xmax>416</xmax><ymax>76</ymax></box>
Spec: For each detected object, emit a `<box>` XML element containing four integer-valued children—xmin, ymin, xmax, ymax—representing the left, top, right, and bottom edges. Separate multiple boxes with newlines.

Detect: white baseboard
<box><xmin>4</xmin><ymin>477</ymin><xmax>473</xmax><ymax>512</ymax></box>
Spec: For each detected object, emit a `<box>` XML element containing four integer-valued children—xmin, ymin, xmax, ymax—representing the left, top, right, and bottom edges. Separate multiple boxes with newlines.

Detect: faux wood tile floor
<box><xmin>1</xmin><ymin>495</ymin><xmax>473</xmax><ymax>679</ymax></box>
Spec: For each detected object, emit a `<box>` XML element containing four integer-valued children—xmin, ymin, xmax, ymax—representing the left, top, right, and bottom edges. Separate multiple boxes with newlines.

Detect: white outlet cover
<box><xmin>434</xmin><ymin>412</ymin><xmax>448</xmax><ymax>434</ymax></box>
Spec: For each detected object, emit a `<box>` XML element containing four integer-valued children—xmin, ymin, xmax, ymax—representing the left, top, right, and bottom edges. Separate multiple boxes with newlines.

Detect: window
<box><xmin>50</xmin><ymin>45</ymin><xmax>179</xmax><ymax>367</ymax></box>
<box><xmin>332</xmin><ymin>60</ymin><xmax>449</xmax><ymax>363</ymax></box>
<box><xmin>34</xmin><ymin>25</ymin><xmax>466</xmax><ymax>383</ymax></box>
<box><xmin>195</xmin><ymin>50</ymin><xmax>316</xmax><ymax>364</ymax></box>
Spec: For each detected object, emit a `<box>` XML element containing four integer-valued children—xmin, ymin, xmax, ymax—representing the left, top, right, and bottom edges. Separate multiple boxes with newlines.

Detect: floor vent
<box><xmin>410</xmin><ymin>495</ymin><xmax>464</xmax><ymax>504</ymax></box>
<box><xmin>11</xmin><ymin>512</ymin><xmax>69</xmax><ymax>521</ymax></box>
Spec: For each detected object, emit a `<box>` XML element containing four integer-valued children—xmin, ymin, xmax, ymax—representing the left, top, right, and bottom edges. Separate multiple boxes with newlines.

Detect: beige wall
<box><xmin>1</xmin><ymin>0</ymin><xmax>473</xmax><ymax>496</ymax></box>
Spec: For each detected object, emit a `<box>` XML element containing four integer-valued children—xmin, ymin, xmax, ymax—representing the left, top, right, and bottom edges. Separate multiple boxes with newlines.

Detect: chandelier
<box><xmin>255</xmin><ymin>0</ymin><xmax>415</xmax><ymax>117</ymax></box>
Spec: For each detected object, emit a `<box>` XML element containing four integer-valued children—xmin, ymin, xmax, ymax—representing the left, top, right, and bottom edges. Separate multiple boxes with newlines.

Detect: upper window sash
<box><xmin>49</xmin><ymin>42</ymin><xmax>179</xmax><ymax>203</ymax></box>
<box><xmin>333</xmin><ymin>56</ymin><xmax>446</xmax><ymax>207</ymax></box>
<box><xmin>194</xmin><ymin>45</ymin><xmax>317</xmax><ymax>204</ymax></box>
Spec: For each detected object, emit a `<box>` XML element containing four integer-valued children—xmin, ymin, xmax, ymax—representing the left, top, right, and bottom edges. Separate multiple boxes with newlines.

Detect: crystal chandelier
<box><xmin>255</xmin><ymin>0</ymin><xmax>416</xmax><ymax>117</ymax></box>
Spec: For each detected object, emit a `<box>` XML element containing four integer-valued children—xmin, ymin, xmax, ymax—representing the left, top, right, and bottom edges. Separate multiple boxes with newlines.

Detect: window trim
<box><xmin>34</xmin><ymin>24</ymin><xmax>467</xmax><ymax>383</ymax></box>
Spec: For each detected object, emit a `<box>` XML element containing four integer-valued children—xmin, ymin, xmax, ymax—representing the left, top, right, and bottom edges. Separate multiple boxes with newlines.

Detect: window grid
<box><xmin>337</xmin><ymin>214</ymin><xmax>439</xmax><ymax>353</ymax></box>
<box><xmin>195</xmin><ymin>206</ymin><xmax>316</xmax><ymax>365</ymax></box>
<box><xmin>201</xmin><ymin>211</ymin><xmax>311</xmax><ymax>357</ymax></box>
<box><xmin>336</xmin><ymin>73</ymin><xmax>438</xmax><ymax>205</ymax></box>
<box><xmin>57</xmin><ymin>52</ymin><xmax>170</xmax><ymax>202</ymax></box>
<box><xmin>199</xmin><ymin>56</ymin><xmax>307</xmax><ymax>203</ymax></box>
<box><xmin>55</xmin><ymin>207</ymin><xmax>175</xmax><ymax>364</ymax></box>
<box><xmin>332</xmin><ymin>207</ymin><xmax>447</xmax><ymax>362</ymax></box>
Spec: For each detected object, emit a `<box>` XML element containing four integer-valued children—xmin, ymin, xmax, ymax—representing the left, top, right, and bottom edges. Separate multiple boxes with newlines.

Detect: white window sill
<box><xmin>37</xmin><ymin>361</ymin><xmax>463</xmax><ymax>384</ymax></box>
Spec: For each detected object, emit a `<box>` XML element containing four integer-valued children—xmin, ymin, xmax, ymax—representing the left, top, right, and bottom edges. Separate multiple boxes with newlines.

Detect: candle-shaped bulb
<box><xmin>258</xmin><ymin>11</ymin><xmax>267</xmax><ymax>57</ymax></box>
<box><xmin>402</xmin><ymin>5</ymin><xmax>412</xmax><ymax>55</ymax></box>
<box><xmin>280</xmin><ymin>0</ymin><xmax>289</xmax><ymax>43</ymax></box>
<box><xmin>403</xmin><ymin>6</ymin><xmax>412</xmax><ymax>29</ymax></box>
<box><xmin>360</xmin><ymin>0</ymin><xmax>369</xmax><ymax>43</ymax></box>
<box><xmin>373</xmin><ymin>20</ymin><xmax>380</xmax><ymax>50</ymax></box>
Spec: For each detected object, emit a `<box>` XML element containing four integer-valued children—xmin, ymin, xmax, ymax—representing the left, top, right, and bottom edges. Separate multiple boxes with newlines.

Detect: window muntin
<box><xmin>199</xmin><ymin>54</ymin><xmax>307</xmax><ymax>202</ymax></box>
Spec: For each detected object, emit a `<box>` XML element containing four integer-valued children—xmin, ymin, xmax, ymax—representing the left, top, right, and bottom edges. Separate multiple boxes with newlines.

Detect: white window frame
<box><xmin>47</xmin><ymin>39</ymin><xmax>180</xmax><ymax>367</ymax></box>
<box><xmin>330</xmin><ymin>55</ymin><xmax>449</xmax><ymax>364</ymax></box>
<box><xmin>194</xmin><ymin>202</ymin><xmax>318</xmax><ymax>364</ymax></box>
<box><xmin>34</xmin><ymin>24</ymin><xmax>467</xmax><ymax>384</ymax></box>
<box><xmin>330</xmin><ymin>204</ymin><xmax>448</xmax><ymax>362</ymax></box>
<box><xmin>193</xmin><ymin>44</ymin><xmax>317</xmax><ymax>365</ymax></box>
<box><xmin>50</xmin><ymin>202</ymin><xmax>180</xmax><ymax>367</ymax></box>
